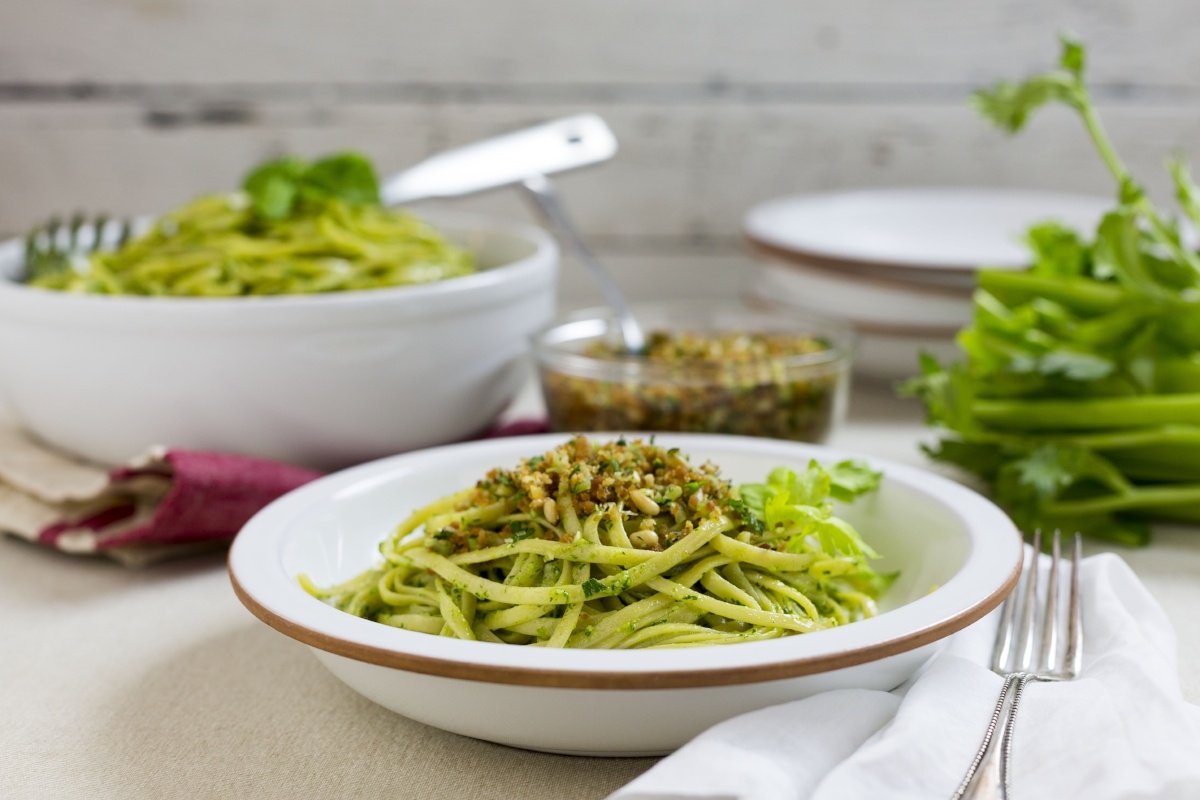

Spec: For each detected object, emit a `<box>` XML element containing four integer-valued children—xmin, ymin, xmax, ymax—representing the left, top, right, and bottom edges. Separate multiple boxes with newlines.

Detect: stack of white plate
<box><xmin>742</xmin><ymin>188</ymin><xmax>1111</xmax><ymax>383</ymax></box>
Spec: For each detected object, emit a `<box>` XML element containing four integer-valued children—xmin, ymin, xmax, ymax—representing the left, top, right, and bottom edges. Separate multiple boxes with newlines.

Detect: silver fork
<box><xmin>22</xmin><ymin>214</ymin><xmax>133</xmax><ymax>281</ymax></box>
<box><xmin>951</xmin><ymin>529</ymin><xmax>1084</xmax><ymax>800</ymax></box>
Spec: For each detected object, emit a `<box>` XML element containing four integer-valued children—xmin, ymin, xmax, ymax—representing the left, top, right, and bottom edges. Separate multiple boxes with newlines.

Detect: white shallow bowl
<box><xmin>0</xmin><ymin>212</ymin><xmax>557</xmax><ymax>469</ymax></box>
<box><xmin>229</xmin><ymin>433</ymin><xmax>1022</xmax><ymax>756</ymax></box>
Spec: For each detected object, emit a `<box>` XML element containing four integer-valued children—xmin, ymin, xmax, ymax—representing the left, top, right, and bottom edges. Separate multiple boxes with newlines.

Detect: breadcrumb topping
<box><xmin>432</xmin><ymin>436</ymin><xmax>732</xmax><ymax>555</ymax></box>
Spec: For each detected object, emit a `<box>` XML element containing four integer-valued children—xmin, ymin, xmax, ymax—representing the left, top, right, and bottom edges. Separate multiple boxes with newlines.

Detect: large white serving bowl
<box><xmin>229</xmin><ymin>433</ymin><xmax>1022</xmax><ymax>756</ymax></box>
<box><xmin>0</xmin><ymin>212</ymin><xmax>557</xmax><ymax>469</ymax></box>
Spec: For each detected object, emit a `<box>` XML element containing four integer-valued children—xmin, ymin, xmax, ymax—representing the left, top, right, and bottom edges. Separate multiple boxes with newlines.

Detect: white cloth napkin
<box><xmin>612</xmin><ymin>552</ymin><xmax>1200</xmax><ymax>800</ymax></box>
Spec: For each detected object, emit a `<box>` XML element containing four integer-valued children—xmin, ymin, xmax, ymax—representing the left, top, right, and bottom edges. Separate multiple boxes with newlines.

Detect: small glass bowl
<box><xmin>532</xmin><ymin>302</ymin><xmax>855</xmax><ymax>442</ymax></box>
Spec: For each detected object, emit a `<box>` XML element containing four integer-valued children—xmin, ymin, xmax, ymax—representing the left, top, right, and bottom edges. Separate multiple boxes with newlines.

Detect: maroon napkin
<box><xmin>0</xmin><ymin>419</ymin><xmax>548</xmax><ymax>566</ymax></box>
<box><xmin>38</xmin><ymin>450</ymin><xmax>322</xmax><ymax>555</ymax></box>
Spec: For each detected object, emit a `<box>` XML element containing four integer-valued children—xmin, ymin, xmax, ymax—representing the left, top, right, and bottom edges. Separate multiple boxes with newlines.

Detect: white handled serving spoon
<box><xmin>382</xmin><ymin>113</ymin><xmax>616</xmax><ymax>204</ymax></box>
<box><xmin>383</xmin><ymin>114</ymin><xmax>645</xmax><ymax>353</ymax></box>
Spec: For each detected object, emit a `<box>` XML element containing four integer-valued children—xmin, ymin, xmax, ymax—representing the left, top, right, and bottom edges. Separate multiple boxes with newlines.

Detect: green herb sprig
<box><xmin>242</xmin><ymin>152</ymin><xmax>381</xmax><ymax>219</ymax></box>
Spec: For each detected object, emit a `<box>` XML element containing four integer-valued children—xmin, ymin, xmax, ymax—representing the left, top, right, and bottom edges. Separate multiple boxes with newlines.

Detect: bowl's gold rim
<box><xmin>228</xmin><ymin>552</ymin><xmax>1019</xmax><ymax>691</ymax></box>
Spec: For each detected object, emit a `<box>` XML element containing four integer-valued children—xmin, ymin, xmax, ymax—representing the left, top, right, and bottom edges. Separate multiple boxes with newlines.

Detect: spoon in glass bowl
<box><xmin>516</xmin><ymin>173</ymin><xmax>645</xmax><ymax>354</ymax></box>
<box><xmin>383</xmin><ymin>114</ymin><xmax>644</xmax><ymax>352</ymax></box>
<box><xmin>384</xmin><ymin>115</ymin><xmax>645</xmax><ymax>353</ymax></box>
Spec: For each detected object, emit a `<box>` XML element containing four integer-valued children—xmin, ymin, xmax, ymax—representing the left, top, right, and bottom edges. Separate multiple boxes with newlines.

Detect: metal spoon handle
<box><xmin>381</xmin><ymin>114</ymin><xmax>618</xmax><ymax>206</ymax></box>
<box><xmin>518</xmin><ymin>174</ymin><xmax>645</xmax><ymax>354</ymax></box>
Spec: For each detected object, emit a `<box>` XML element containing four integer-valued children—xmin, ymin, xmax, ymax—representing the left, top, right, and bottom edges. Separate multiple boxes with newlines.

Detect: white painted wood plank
<box><xmin>556</xmin><ymin>252</ymin><xmax>751</xmax><ymax>310</ymax></box>
<box><xmin>1</xmin><ymin>102</ymin><xmax>1195</xmax><ymax>241</ymax></box>
<box><xmin>2</xmin><ymin>0</ymin><xmax>1199</xmax><ymax>88</ymax></box>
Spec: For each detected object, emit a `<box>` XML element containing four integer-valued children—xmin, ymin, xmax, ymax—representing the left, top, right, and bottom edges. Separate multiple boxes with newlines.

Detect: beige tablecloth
<box><xmin>4</xmin><ymin>385</ymin><xmax>1198</xmax><ymax>800</ymax></box>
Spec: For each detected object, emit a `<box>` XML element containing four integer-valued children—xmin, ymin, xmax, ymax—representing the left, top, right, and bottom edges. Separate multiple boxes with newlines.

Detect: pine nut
<box><xmin>629</xmin><ymin>529</ymin><xmax>660</xmax><ymax>549</ymax></box>
<box><xmin>628</xmin><ymin>488</ymin><xmax>660</xmax><ymax>516</ymax></box>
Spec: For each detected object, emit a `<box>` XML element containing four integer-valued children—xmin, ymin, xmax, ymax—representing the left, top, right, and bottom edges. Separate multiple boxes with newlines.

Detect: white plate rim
<box><xmin>742</xmin><ymin>187</ymin><xmax>1111</xmax><ymax>273</ymax></box>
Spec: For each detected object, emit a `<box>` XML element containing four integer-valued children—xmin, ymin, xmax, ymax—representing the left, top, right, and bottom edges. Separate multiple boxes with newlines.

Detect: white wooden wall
<box><xmin>2</xmin><ymin>1</ymin><xmax>1198</xmax><ymax>307</ymax></box>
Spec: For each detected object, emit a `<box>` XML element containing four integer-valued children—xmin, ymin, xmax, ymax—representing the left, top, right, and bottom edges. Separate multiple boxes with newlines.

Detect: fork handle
<box><xmin>997</xmin><ymin>674</ymin><xmax>1041</xmax><ymax>794</ymax></box>
<box><xmin>951</xmin><ymin>673</ymin><xmax>1023</xmax><ymax>800</ymax></box>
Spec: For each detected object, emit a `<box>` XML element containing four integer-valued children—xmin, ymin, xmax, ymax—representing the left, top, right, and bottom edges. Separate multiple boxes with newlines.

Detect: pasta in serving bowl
<box><xmin>229</xmin><ymin>433</ymin><xmax>1022</xmax><ymax>755</ymax></box>
<box><xmin>0</xmin><ymin>210</ymin><xmax>556</xmax><ymax>468</ymax></box>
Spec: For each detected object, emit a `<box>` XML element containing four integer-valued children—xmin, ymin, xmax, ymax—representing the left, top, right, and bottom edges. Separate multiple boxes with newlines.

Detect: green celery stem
<box><xmin>976</xmin><ymin>271</ymin><xmax>1124</xmax><ymax>314</ymax></box>
<box><xmin>974</xmin><ymin>394</ymin><xmax>1200</xmax><ymax>431</ymax></box>
<box><xmin>1142</xmin><ymin>502</ymin><xmax>1200</xmax><ymax>524</ymax></box>
<box><xmin>1061</xmin><ymin>426</ymin><xmax>1200</xmax><ymax>449</ymax></box>
<box><xmin>1078</xmin><ymin>101</ymin><xmax>1129</xmax><ymax>187</ymax></box>
<box><xmin>1047</xmin><ymin>484</ymin><xmax>1200</xmax><ymax>516</ymax></box>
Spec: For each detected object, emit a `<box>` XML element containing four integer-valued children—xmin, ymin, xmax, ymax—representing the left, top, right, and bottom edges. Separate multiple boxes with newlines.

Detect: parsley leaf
<box><xmin>725</xmin><ymin>498</ymin><xmax>766</xmax><ymax>534</ymax></box>
<box><xmin>508</xmin><ymin>521</ymin><xmax>537</xmax><ymax>542</ymax></box>
<box><xmin>581</xmin><ymin>578</ymin><xmax>606</xmax><ymax>598</ymax></box>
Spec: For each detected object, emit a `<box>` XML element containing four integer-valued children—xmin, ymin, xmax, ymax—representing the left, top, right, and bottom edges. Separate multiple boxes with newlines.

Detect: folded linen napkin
<box><xmin>0</xmin><ymin>419</ymin><xmax>550</xmax><ymax>567</ymax></box>
<box><xmin>612</xmin><ymin>552</ymin><xmax>1200</xmax><ymax>800</ymax></box>
<box><xmin>0</xmin><ymin>424</ymin><xmax>322</xmax><ymax>567</ymax></box>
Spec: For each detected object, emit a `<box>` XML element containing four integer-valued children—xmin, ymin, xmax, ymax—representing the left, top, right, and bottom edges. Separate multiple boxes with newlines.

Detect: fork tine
<box><xmin>68</xmin><ymin>212</ymin><xmax>86</xmax><ymax>251</ymax></box>
<box><xmin>1039</xmin><ymin>530</ymin><xmax>1061</xmax><ymax>673</ymax></box>
<box><xmin>116</xmin><ymin>219</ymin><xmax>133</xmax><ymax>248</ymax></box>
<box><xmin>1014</xmin><ymin>529</ymin><xmax>1041</xmax><ymax>672</ymax></box>
<box><xmin>990</xmin><ymin>529</ymin><xmax>1035</xmax><ymax>673</ymax></box>
<box><xmin>45</xmin><ymin>215</ymin><xmax>63</xmax><ymax>255</ymax></box>
<box><xmin>1062</xmin><ymin>532</ymin><xmax>1083</xmax><ymax>679</ymax></box>
<box><xmin>93</xmin><ymin>214</ymin><xmax>110</xmax><ymax>251</ymax></box>
<box><xmin>24</xmin><ymin>226</ymin><xmax>40</xmax><ymax>257</ymax></box>
<box><xmin>990</xmin><ymin>576</ymin><xmax>1018</xmax><ymax>673</ymax></box>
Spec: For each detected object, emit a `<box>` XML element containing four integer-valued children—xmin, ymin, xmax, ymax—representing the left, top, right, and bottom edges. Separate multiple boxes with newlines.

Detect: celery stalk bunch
<box><xmin>905</xmin><ymin>37</ymin><xmax>1200</xmax><ymax>546</ymax></box>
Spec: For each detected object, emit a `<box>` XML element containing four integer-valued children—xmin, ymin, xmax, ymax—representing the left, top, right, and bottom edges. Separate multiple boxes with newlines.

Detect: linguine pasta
<box><xmin>28</xmin><ymin>194</ymin><xmax>474</xmax><ymax>297</ymax></box>
<box><xmin>303</xmin><ymin>436</ymin><xmax>890</xmax><ymax>649</ymax></box>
